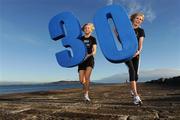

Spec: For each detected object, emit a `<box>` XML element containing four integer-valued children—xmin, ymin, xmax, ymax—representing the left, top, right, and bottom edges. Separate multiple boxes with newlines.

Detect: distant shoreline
<box><xmin>0</xmin><ymin>82</ymin><xmax>82</xmax><ymax>95</ymax></box>
<box><xmin>0</xmin><ymin>82</ymin><xmax>113</xmax><ymax>95</ymax></box>
<box><xmin>1</xmin><ymin>76</ymin><xmax>179</xmax><ymax>95</ymax></box>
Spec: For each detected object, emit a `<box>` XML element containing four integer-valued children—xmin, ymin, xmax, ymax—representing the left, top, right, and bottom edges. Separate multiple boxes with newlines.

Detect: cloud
<box><xmin>107</xmin><ymin>0</ymin><xmax>113</xmax><ymax>5</ymax></box>
<box><xmin>141</xmin><ymin>4</ymin><xmax>156</xmax><ymax>22</ymax></box>
<box><xmin>126</xmin><ymin>1</ymin><xmax>141</xmax><ymax>14</ymax></box>
<box><xmin>106</xmin><ymin>0</ymin><xmax>156</xmax><ymax>22</ymax></box>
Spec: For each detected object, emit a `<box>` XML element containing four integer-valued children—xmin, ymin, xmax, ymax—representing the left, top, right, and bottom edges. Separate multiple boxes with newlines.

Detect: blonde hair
<box><xmin>130</xmin><ymin>12</ymin><xmax>145</xmax><ymax>22</ymax></box>
<box><xmin>82</xmin><ymin>23</ymin><xmax>95</xmax><ymax>32</ymax></box>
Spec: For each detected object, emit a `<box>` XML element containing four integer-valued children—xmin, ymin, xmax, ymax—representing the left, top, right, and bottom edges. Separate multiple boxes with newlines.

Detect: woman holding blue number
<box><xmin>125</xmin><ymin>12</ymin><xmax>145</xmax><ymax>105</ymax></box>
<box><xmin>115</xmin><ymin>13</ymin><xmax>145</xmax><ymax>105</ymax></box>
<box><xmin>78</xmin><ymin>23</ymin><xmax>97</xmax><ymax>102</ymax></box>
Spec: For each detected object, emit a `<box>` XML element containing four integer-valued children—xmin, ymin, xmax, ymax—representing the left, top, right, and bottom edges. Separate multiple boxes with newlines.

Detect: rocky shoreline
<box><xmin>0</xmin><ymin>83</ymin><xmax>180</xmax><ymax>120</ymax></box>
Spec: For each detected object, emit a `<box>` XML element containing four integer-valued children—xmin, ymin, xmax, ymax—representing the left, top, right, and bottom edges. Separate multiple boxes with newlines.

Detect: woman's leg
<box><xmin>79</xmin><ymin>70</ymin><xmax>85</xmax><ymax>84</ymax></box>
<box><xmin>125</xmin><ymin>59</ymin><xmax>142</xmax><ymax>105</ymax></box>
<box><xmin>130</xmin><ymin>81</ymin><xmax>138</xmax><ymax>96</ymax></box>
<box><xmin>131</xmin><ymin>56</ymin><xmax>142</xmax><ymax>105</ymax></box>
<box><xmin>78</xmin><ymin>67</ymin><xmax>93</xmax><ymax>101</ymax></box>
<box><xmin>84</xmin><ymin>67</ymin><xmax>93</xmax><ymax>96</ymax></box>
<box><xmin>132</xmin><ymin>56</ymin><xmax>140</xmax><ymax>81</ymax></box>
<box><xmin>125</xmin><ymin>61</ymin><xmax>138</xmax><ymax>96</ymax></box>
<box><xmin>79</xmin><ymin>70</ymin><xmax>86</xmax><ymax>94</ymax></box>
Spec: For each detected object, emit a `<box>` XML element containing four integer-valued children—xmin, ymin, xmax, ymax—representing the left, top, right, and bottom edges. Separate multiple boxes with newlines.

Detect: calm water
<box><xmin>0</xmin><ymin>83</ymin><xmax>82</xmax><ymax>95</ymax></box>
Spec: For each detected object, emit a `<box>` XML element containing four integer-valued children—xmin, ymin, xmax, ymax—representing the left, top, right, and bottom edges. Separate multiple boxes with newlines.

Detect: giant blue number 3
<box><xmin>49</xmin><ymin>5</ymin><xmax>138</xmax><ymax>68</ymax></box>
<box><xmin>49</xmin><ymin>12</ymin><xmax>86</xmax><ymax>67</ymax></box>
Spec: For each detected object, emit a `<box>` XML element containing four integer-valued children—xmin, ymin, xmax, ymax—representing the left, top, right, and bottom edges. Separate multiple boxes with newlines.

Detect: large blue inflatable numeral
<box><xmin>94</xmin><ymin>5</ymin><xmax>138</xmax><ymax>63</ymax></box>
<box><xmin>49</xmin><ymin>12</ymin><xmax>86</xmax><ymax>67</ymax></box>
<box><xmin>49</xmin><ymin>5</ymin><xmax>138</xmax><ymax>68</ymax></box>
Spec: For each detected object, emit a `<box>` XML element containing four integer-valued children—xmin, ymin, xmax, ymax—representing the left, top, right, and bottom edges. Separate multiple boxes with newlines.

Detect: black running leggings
<box><xmin>125</xmin><ymin>55</ymin><xmax>140</xmax><ymax>81</ymax></box>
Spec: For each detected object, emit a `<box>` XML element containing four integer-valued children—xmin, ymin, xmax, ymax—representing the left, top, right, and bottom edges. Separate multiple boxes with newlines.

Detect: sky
<box><xmin>0</xmin><ymin>0</ymin><xmax>180</xmax><ymax>83</ymax></box>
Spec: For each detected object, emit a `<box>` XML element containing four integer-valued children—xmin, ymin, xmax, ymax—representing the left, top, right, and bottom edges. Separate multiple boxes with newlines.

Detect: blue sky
<box><xmin>0</xmin><ymin>0</ymin><xmax>180</xmax><ymax>83</ymax></box>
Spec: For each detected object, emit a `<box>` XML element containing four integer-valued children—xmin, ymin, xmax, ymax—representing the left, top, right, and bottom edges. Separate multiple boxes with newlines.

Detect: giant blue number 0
<box><xmin>94</xmin><ymin>5</ymin><xmax>137</xmax><ymax>63</ymax></box>
<box><xmin>49</xmin><ymin>5</ymin><xmax>138</xmax><ymax>68</ymax></box>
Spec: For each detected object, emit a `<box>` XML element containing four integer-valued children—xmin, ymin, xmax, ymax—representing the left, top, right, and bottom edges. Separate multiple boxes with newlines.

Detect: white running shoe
<box><xmin>133</xmin><ymin>96</ymin><xmax>142</xmax><ymax>105</ymax></box>
<box><xmin>84</xmin><ymin>94</ymin><xmax>91</xmax><ymax>102</ymax></box>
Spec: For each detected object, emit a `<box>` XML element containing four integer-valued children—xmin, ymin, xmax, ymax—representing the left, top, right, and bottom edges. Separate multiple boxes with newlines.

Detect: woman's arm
<box><xmin>138</xmin><ymin>37</ymin><xmax>144</xmax><ymax>53</ymax></box>
<box><xmin>134</xmin><ymin>37</ymin><xmax>144</xmax><ymax>57</ymax></box>
<box><xmin>92</xmin><ymin>44</ymin><xmax>97</xmax><ymax>56</ymax></box>
<box><xmin>88</xmin><ymin>44</ymin><xmax>97</xmax><ymax>56</ymax></box>
<box><xmin>84</xmin><ymin>45</ymin><xmax>97</xmax><ymax>60</ymax></box>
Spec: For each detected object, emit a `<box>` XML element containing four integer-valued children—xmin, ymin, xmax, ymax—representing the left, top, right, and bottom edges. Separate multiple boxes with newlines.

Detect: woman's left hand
<box><xmin>134</xmin><ymin>50</ymin><xmax>140</xmax><ymax>57</ymax></box>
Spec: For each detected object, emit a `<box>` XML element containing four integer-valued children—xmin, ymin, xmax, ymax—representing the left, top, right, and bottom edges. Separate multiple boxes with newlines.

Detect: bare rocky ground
<box><xmin>0</xmin><ymin>83</ymin><xmax>180</xmax><ymax>120</ymax></box>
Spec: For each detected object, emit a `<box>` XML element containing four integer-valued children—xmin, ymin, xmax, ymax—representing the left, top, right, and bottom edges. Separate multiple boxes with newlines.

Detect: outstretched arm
<box><xmin>134</xmin><ymin>37</ymin><xmax>144</xmax><ymax>57</ymax></box>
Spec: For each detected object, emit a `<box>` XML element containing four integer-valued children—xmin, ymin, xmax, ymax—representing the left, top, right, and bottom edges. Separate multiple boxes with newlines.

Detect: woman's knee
<box><xmin>85</xmin><ymin>76</ymin><xmax>90</xmax><ymax>82</ymax></box>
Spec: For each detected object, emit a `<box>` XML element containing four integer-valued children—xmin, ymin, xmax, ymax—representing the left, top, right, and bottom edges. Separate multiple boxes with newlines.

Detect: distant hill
<box><xmin>0</xmin><ymin>80</ymin><xmax>101</xmax><ymax>86</ymax></box>
<box><xmin>146</xmin><ymin>76</ymin><xmax>180</xmax><ymax>86</ymax></box>
<box><xmin>96</xmin><ymin>68</ymin><xmax>180</xmax><ymax>83</ymax></box>
<box><xmin>48</xmin><ymin>81</ymin><xmax>103</xmax><ymax>85</ymax></box>
<box><xmin>48</xmin><ymin>80</ymin><xmax>79</xmax><ymax>85</ymax></box>
<box><xmin>1</xmin><ymin>68</ymin><xmax>179</xmax><ymax>85</ymax></box>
